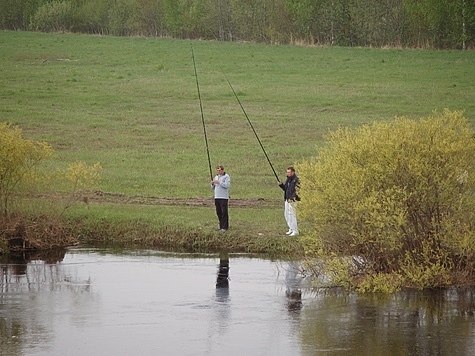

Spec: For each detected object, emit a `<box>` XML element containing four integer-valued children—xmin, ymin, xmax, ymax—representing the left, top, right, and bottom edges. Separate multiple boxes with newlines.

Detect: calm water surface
<box><xmin>1</xmin><ymin>248</ymin><xmax>475</xmax><ymax>355</ymax></box>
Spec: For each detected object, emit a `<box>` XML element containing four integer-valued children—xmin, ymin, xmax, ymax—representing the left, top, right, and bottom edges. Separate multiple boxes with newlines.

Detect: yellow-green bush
<box><xmin>298</xmin><ymin>110</ymin><xmax>475</xmax><ymax>292</ymax></box>
<box><xmin>0</xmin><ymin>122</ymin><xmax>53</xmax><ymax>217</ymax></box>
<box><xmin>0</xmin><ymin>122</ymin><xmax>101</xmax><ymax>220</ymax></box>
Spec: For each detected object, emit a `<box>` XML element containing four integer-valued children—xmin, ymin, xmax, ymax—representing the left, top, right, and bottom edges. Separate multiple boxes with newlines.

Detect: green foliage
<box><xmin>0</xmin><ymin>122</ymin><xmax>53</xmax><ymax>217</ymax></box>
<box><xmin>0</xmin><ymin>0</ymin><xmax>474</xmax><ymax>48</ymax></box>
<box><xmin>107</xmin><ymin>0</ymin><xmax>148</xmax><ymax>36</ymax></box>
<box><xmin>162</xmin><ymin>0</ymin><xmax>184</xmax><ymax>37</ymax></box>
<box><xmin>0</xmin><ymin>0</ymin><xmax>45</xmax><ymax>30</ymax></box>
<box><xmin>298</xmin><ymin>109</ymin><xmax>475</xmax><ymax>292</ymax></box>
<box><xmin>29</xmin><ymin>0</ymin><xmax>75</xmax><ymax>32</ymax></box>
<box><xmin>51</xmin><ymin>161</ymin><xmax>103</xmax><ymax>217</ymax></box>
<box><xmin>73</xmin><ymin>0</ymin><xmax>112</xmax><ymax>34</ymax></box>
<box><xmin>0</xmin><ymin>0</ymin><xmax>24</xmax><ymax>29</ymax></box>
<box><xmin>0</xmin><ymin>122</ymin><xmax>103</xmax><ymax>220</ymax></box>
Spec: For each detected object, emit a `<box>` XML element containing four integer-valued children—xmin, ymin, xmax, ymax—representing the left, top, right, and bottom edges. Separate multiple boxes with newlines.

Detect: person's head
<box><xmin>216</xmin><ymin>165</ymin><xmax>225</xmax><ymax>174</ymax></box>
<box><xmin>286</xmin><ymin>166</ymin><xmax>295</xmax><ymax>177</ymax></box>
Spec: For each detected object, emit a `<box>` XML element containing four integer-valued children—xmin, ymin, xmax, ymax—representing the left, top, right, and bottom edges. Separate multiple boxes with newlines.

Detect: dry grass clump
<box><xmin>0</xmin><ymin>214</ymin><xmax>77</xmax><ymax>253</ymax></box>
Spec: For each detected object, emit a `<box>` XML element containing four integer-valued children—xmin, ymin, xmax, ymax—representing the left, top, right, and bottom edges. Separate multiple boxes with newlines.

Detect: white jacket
<box><xmin>212</xmin><ymin>173</ymin><xmax>230</xmax><ymax>199</ymax></box>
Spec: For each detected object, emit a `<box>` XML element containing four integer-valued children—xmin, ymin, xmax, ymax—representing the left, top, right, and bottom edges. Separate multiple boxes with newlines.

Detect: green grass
<box><xmin>1</xmin><ymin>31</ymin><xmax>474</xmax><ymax>249</ymax></box>
<box><xmin>66</xmin><ymin>201</ymin><xmax>283</xmax><ymax>235</ymax></box>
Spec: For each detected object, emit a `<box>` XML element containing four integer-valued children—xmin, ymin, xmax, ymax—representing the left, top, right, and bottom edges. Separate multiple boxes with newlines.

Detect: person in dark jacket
<box><xmin>278</xmin><ymin>166</ymin><xmax>300</xmax><ymax>236</ymax></box>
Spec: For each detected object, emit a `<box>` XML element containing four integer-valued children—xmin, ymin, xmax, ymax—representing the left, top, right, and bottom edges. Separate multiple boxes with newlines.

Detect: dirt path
<box><xmin>82</xmin><ymin>190</ymin><xmax>281</xmax><ymax>209</ymax></box>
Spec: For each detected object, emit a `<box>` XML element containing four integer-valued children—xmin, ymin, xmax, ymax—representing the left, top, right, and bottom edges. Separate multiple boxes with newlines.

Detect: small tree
<box><xmin>0</xmin><ymin>122</ymin><xmax>102</xmax><ymax>220</ymax></box>
<box><xmin>0</xmin><ymin>122</ymin><xmax>53</xmax><ymax>218</ymax></box>
<box><xmin>54</xmin><ymin>160</ymin><xmax>102</xmax><ymax>217</ymax></box>
<box><xmin>297</xmin><ymin>109</ymin><xmax>475</xmax><ymax>292</ymax></box>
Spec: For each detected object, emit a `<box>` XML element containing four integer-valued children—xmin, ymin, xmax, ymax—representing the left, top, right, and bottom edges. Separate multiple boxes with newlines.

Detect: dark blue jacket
<box><xmin>279</xmin><ymin>174</ymin><xmax>300</xmax><ymax>201</ymax></box>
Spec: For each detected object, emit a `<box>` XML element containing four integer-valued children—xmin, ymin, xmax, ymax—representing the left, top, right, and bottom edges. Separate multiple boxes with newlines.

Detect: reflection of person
<box><xmin>211</xmin><ymin>165</ymin><xmax>231</xmax><ymax>231</ymax></box>
<box><xmin>216</xmin><ymin>253</ymin><xmax>230</xmax><ymax>289</ymax></box>
<box><xmin>278</xmin><ymin>166</ymin><xmax>300</xmax><ymax>236</ymax></box>
<box><xmin>285</xmin><ymin>262</ymin><xmax>303</xmax><ymax>314</ymax></box>
<box><xmin>214</xmin><ymin>253</ymin><xmax>230</xmax><ymax>332</ymax></box>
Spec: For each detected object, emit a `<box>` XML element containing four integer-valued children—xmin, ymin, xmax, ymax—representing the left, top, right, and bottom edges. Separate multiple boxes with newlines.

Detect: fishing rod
<box><xmin>222</xmin><ymin>73</ymin><xmax>280</xmax><ymax>182</ymax></box>
<box><xmin>190</xmin><ymin>40</ymin><xmax>213</xmax><ymax>181</ymax></box>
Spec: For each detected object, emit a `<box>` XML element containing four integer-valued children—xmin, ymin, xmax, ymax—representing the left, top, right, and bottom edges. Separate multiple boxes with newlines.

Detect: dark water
<box><xmin>1</xmin><ymin>248</ymin><xmax>475</xmax><ymax>356</ymax></box>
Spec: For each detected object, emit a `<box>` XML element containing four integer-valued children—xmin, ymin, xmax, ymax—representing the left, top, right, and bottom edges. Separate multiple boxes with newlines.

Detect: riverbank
<box><xmin>0</xmin><ymin>191</ymin><xmax>305</xmax><ymax>257</ymax></box>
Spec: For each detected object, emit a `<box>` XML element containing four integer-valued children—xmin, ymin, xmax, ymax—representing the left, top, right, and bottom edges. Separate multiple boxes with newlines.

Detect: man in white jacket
<box><xmin>211</xmin><ymin>164</ymin><xmax>231</xmax><ymax>231</ymax></box>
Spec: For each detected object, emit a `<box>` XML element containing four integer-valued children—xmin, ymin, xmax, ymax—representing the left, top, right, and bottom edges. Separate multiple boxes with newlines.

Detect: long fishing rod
<box><xmin>190</xmin><ymin>40</ymin><xmax>213</xmax><ymax>181</ymax></box>
<box><xmin>222</xmin><ymin>73</ymin><xmax>280</xmax><ymax>182</ymax></box>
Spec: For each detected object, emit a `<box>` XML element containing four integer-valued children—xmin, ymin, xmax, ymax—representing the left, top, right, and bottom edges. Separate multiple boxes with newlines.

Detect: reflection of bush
<box><xmin>0</xmin><ymin>250</ymin><xmax>92</xmax><ymax>353</ymax></box>
<box><xmin>0</xmin><ymin>253</ymin><xmax>90</xmax><ymax>293</ymax></box>
<box><xmin>298</xmin><ymin>110</ymin><xmax>475</xmax><ymax>292</ymax></box>
<box><xmin>301</xmin><ymin>287</ymin><xmax>475</xmax><ymax>354</ymax></box>
<box><xmin>0</xmin><ymin>248</ymin><xmax>66</xmax><ymax>275</ymax></box>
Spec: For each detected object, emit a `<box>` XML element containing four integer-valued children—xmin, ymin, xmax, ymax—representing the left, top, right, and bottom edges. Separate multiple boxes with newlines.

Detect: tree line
<box><xmin>1</xmin><ymin>0</ymin><xmax>474</xmax><ymax>49</ymax></box>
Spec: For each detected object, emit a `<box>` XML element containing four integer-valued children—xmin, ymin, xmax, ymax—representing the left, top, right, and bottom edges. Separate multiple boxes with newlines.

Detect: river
<box><xmin>1</xmin><ymin>248</ymin><xmax>475</xmax><ymax>355</ymax></box>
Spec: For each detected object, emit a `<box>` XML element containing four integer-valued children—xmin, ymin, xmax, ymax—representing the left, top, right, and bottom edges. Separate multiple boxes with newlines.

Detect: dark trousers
<box><xmin>215</xmin><ymin>199</ymin><xmax>229</xmax><ymax>230</ymax></box>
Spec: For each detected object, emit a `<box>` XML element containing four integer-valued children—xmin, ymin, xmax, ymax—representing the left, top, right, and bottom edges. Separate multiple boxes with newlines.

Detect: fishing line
<box><xmin>190</xmin><ymin>40</ymin><xmax>213</xmax><ymax>181</ymax></box>
<box><xmin>222</xmin><ymin>72</ymin><xmax>280</xmax><ymax>182</ymax></box>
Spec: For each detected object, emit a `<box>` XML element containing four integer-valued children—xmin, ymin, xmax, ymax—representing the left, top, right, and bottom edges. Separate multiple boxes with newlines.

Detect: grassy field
<box><xmin>1</xmin><ymin>31</ymin><xmax>474</xmax><ymax>249</ymax></box>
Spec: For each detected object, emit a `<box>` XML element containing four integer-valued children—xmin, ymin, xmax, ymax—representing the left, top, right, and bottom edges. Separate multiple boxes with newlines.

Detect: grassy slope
<box><xmin>1</xmin><ymin>31</ymin><xmax>474</xmax><ymax>244</ymax></box>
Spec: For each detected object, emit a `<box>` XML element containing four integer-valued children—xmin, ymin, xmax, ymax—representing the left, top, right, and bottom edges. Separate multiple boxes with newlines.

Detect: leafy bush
<box><xmin>297</xmin><ymin>109</ymin><xmax>475</xmax><ymax>292</ymax></box>
<box><xmin>46</xmin><ymin>160</ymin><xmax>102</xmax><ymax>218</ymax></box>
<box><xmin>0</xmin><ymin>122</ymin><xmax>53</xmax><ymax>218</ymax></box>
<box><xmin>108</xmin><ymin>0</ymin><xmax>136</xmax><ymax>36</ymax></box>
<box><xmin>0</xmin><ymin>123</ymin><xmax>102</xmax><ymax>220</ymax></box>
<box><xmin>29</xmin><ymin>0</ymin><xmax>74</xmax><ymax>32</ymax></box>
<box><xmin>73</xmin><ymin>0</ymin><xmax>111</xmax><ymax>34</ymax></box>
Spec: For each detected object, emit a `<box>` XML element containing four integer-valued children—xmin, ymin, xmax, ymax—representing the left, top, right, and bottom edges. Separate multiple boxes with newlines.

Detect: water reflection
<box><xmin>0</xmin><ymin>249</ymin><xmax>66</xmax><ymax>277</ymax></box>
<box><xmin>216</xmin><ymin>252</ymin><xmax>230</xmax><ymax>289</ymax></box>
<box><xmin>284</xmin><ymin>261</ymin><xmax>303</xmax><ymax>315</ymax></box>
<box><xmin>210</xmin><ymin>252</ymin><xmax>231</xmax><ymax>340</ymax></box>
<box><xmin>301</xmin><ymin>288</ymin><xmax>475</xmax><ymax>355</ymax></box>
<box><xmin>215</xmin><ymin>252</ymin><xmax>230</xmax><ymax>301</ymax></box>
<box><xmin>1</xmin><ymin>249</ymin><xmax>96</xmax><ymax>356</ymax></box>
<box><xmin>1</xmin><ymin>249</ymin><xmax>475</xmax><ymax>355</ymax></box>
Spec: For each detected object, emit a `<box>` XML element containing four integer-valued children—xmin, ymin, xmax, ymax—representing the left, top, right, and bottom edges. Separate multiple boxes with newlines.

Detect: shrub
<box><xmin>73</xmin><ymin>0</ymin><xmax>111</xmax><ymax>35</ymax></box>
<box><xmin>108</xmin><ymin>0</ymin><xmax>136</xmax><ymax>36</ymax></box>
<box><xmin>0</xmin><ymin>122</ymin><xmax>53</xmax><ymax>218</ymax></box>
<box><xmin>297</xmin><ymin>109</ymin><xmax>475</xmax><ymax>292</ymax></box>
<box><xmin>53</xmin><ymin>160</ymin><xmax>102</xmax><ymax>217</ymax></box>
<box><xmin>0</xmin><ymin>122</ymin><xmax>103</xmax><ymax>252</ymax></box>
<box><xmin>29</xmin><ymin>0</ymin><xmax>74</xmax><ymax>32</ymax></box>
<box><xmin>0</xmin><ymin>122</ymin><xmax>102</xmax><ymax>216</ymax></box>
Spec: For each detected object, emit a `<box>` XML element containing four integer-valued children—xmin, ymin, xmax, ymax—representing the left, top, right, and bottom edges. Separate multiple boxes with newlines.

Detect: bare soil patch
<box><xmin>82</xmin><ymin>190</ymin><xmax>281</xmax><ymax>209</ymax></box>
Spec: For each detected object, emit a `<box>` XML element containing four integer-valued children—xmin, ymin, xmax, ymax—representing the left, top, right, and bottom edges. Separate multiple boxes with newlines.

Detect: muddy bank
<box><xmin>1</xmin><ymin>192</ymin><xmax>298</xmax><ymax>256</ymax></box>
<box><xmin>0</xmin><ymin>215</ymin><xmax>77</xmax><ymax>253</ymax></box>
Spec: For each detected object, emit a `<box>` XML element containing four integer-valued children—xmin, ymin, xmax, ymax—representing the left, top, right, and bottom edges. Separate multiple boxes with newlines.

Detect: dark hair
<box><xmin>287</xmin><ymin>166</ymin><xmax>295</xmax><ymax>172</ymax></box>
